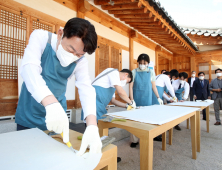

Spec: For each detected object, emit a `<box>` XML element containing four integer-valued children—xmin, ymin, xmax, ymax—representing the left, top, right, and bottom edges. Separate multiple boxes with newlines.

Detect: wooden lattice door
<box><xmin>0</xmin><ymin>6</ymin><xmax>29</xmax><ymax>80</ymax></box>
<box><xmin>30</xmin><ymin>17</ymin><xmax>55</xmax><ymax>34</ymax></box>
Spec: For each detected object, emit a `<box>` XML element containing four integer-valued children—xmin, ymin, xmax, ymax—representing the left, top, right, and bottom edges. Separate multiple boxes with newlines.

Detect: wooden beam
<box><xmin>131</xmin><ymin>30</ymin><xmax>138</xmax><ymax>38</ymax></box>
<box><xmin>101</xmin><ymin>2</ymin><xmax>141</xmax><ymax>10</ymax></box>
<box><xmin>78</xmin><ymin>0</ymin><xmax>90</xmax><ymax>13</ymax></box>
<box><xmin>114</xmin><ymin>14</ymin><xmax>151</xmax><ymax>18</ymax></box>
<box><xmin>94</xmin><ymin>0</ymin><xmax>134</xmax><ymax>5</ymax></box>
<box><xmin>120</xmin><ymin>18</ymin><xmax>155</xmax><ymax>22</ymax></box>
<box><xmin>139</xmin><ymin>0</ymin><xmax>196</xmax><ymax>54</ymax></box>
<box><xmin>108</xmin><ymin>9</ymin><xmax>144</xmax><ymax>14</ymax></box>
<box><xmin>155</xmin><ymin>45</ymin><xmax>161</xmax><ymax>75</ymax></box>
<box><xmin>209</xmin><ymin>61</ymin><xmax>212</xmax><ymax>82</ymax></box>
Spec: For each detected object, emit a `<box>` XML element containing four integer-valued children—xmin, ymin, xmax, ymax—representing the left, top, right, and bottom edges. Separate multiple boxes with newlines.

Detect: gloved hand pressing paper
<box><xmin>157</xmin><ymin>98</ymin><xmax>163</xmax><ymax>105</ymax></box>
<box><xmin>45</xmin><ymin>102</ymin><xmax>69</xmax><ymax>143</ymax></box>
<box><xmin>170</xmin><ymin>96</ymin><xmax>177</xmax><ymax>103</ymax></box>
<box><xmin>129</xmin><ymin>100</ymin><xmax>136</xmax><ymax>109</ymax></box>
<box><xmin>77</xmin><ymin>125</ymin><xmax>102</xmax><ymax>156</ymax></box>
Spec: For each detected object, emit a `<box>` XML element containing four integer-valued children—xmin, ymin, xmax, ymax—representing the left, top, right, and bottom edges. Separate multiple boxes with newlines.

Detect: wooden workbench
<box><xmin>46</xmin><ymin>130</ymin><xmax>117</xmax><ymax>170</ymax></box>
<box><xmin>98</xmin><ymin>107</ymin><xmax>198</xmax><ymax>170</ymax></box>
<box><xmin>167</xmin><ymin>101</ymin><xmax>214</xmax><ymax>153</ymax></box>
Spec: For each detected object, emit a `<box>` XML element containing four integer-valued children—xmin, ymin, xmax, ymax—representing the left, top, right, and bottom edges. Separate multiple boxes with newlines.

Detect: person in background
<box><xmin>193</xmin><ymin>72</ymin><xmax>211</xmax><ymax>120</ymax></box>
<box><xmin>209</xmin><ymin>68</ymin><xmax>222</xmax><ymax>125</ymax></box>
<box><xmin>188</xmin><ymin>71</ymin><xmax>198</xmax><ymax>101</ymax></box>
<box><xmin>163</xmin><ymin>69</ymin><xmax>179</xmax><ymax>103</ymax></box>
<box><xmin>81</xmin><ymin>68</ymin><xmax>135</xmax><ymax>163</ymax></box>
<box><xmin>172</xmin><ymin>72</ymin><xmax>190</xmax><ymax>130</ymax></box>
<box><xmin>161</xmin><ymin>69</ymin><xmax>166</xmax><ymax>74</ymax></box>
<box><xmin>153</xmin><ymin>71</ymin><xmax>177</xmax><ymax>105</ymax></box>
<box><xmin>129</xmin><ymin>53</ymin><xmax>163</xmax><ymax>147</ymax></box>
<box><xmin>82</xmin><ymin>68</ymin><xmax>135</xmax><ymax>122</ymax></box>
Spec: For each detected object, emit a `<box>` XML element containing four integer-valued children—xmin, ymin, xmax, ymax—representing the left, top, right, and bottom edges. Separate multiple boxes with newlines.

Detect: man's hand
<box><xmin>194</xmin><ymin>95</ymin><xmax>197</xmax><ymax>99</ymax></box>
<box><xmin>217</xmin><ymin>89</ymin><xmax>222</xmax><ymax>92</ymax></box>
<box><xmin>169</xmin><ymin>99</ymin><xmax>174</xmax><ymax>103</ymax></box>
<box><xmin>77</xmin><ymin>125</ymin><xmax>102</xmax><ymax>156</ymax></box>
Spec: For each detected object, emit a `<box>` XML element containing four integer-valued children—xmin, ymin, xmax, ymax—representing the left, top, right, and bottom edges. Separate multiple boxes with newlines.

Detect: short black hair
<box><xmin>137</xmin><ymin>54</ymin><xmax>150</xmax><ymax>64</ymax></box>
<box><xmin>161</xmin><ymin>70</ymin><xmax>166</xmax><ymax>74</ymax></box>
<box><xmin>63</xmin><ymin>18</ymin><xmax>97</xmax><ymax>54</ymax></box>
<box><xmin>192</xmin><ymin>71</ymin><xmax>196</xmax><ymax>73</ymax></box>
<box><xmin>179</xmin><ymin>72</ymin><xmax>188</xmax><ymax>79</ymax></box>
<box><xmin>198</xmin><ymin>72</ymin><xmax>205</xmax><ymax>76</ymax></box>
<box><xmin>163</xmin><ymin>71</ymin><xmax>171</xmax><ymax>76</ymax></box>
<box><xmin>170</xmin><ymin>69</ymin><xmax>179</xmax><ymax>78</ymax></box>
<box><xmin>120</xmin><ymin>69</ymin><xmax>133</xmax><ymax>83</ymax></box>
<box><xmin>215</xmin><ymin>68</ymin><xmax>222</xmax><ymax>74</ymax></box>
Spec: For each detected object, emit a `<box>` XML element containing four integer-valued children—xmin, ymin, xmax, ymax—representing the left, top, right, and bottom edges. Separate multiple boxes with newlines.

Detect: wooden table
<box><xmin>98</xmin><ymin>106</ymin><xmax>199</xmax><ymax>170</ymax></box>
<box><xmin>46</xmin><ymin>130</ymin><xmax>117</xmax><ymax>170</ymax></box>
<box><xmin>167</xmin><ymin>101</ymin><xmax>214</xmax><ymax>153</ymax></box>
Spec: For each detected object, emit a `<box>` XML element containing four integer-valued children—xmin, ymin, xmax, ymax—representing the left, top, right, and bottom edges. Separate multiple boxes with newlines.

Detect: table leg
<box><xmin>162</xmin><ymin>132</ymin><xmax>166</xmax><ymax>151</ymax></box>
<box><xmin>169</xmin><ymin>128</ymin><xmax>173</xmax><ymax>145</ymax></box>
<box><xmin>187</xmin><ymin>118</ymin><xmax>190</xmax><ymax>129</ymax></box>
<box><xmin>206</xmin><ymin>106</ymin><xmax>210</xmax><ymax>133</ymax></box>
<box><xmin>140</xmin><ymin>137</ymin><xmax>153</xmax><ymax>170</ymax></box>
<box><xmin>98</xmin><ymin>123</ymin><xmax>109</xmax><ymax>137</ymax></box>
<box><xmin>196</xmin><ymin>111</ymin><xmax>201</xmax><ymax>152</ymax></box>
<box><xmin>190</xmin><ymin>114</ymin><xmax>197</xmax><ymax>160</ymax></box>
<box><xmin>101</xmin><ymin>147</ymin><xmax>117</xmax><ymax>170</ymax></box>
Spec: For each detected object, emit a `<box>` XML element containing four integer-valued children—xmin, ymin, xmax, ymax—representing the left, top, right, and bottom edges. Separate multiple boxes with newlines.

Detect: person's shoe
<box><xmin>117</xmin><ymin>157</ymin><xmax>121</xmax><ymax>163</ymax></box>
<box><xmin>130</xmin><ymin>142</ymin><xmax>139</xmax><ymax>148</ymax></box>
<box><xmin>174</xmin><ymin>125</ymin><xmax>181</xmax><ymax>131</ymax></box>
<box><xmin>214</xmin><ymin>122</ymin><xmax>221</xmax><ymax>125</ymax></box>
<box><xmin>154</xmin><ymin>136</ymin><xmax>162</xmax><ymax>142</ymax></box>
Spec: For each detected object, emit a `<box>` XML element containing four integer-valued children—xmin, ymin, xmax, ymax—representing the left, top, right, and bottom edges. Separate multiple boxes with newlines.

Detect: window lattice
<box><xmin>99</xmin><ymin>43</ymin><xmax>109</xmax><ymax>74</ymax></box>
<box><xmin>0</xmin><ymin>8</ymin><xmax>27</xmax><ymax>79</ymax></box>
<box><xmin>111</xmin><ymin>46</ymin><xmax>120</xmax><ymax>70</ymax></box>
<box><xmin>32</xmin><ymin>20</ymin><xmax>53</xmax><ymax>32</ymax></box>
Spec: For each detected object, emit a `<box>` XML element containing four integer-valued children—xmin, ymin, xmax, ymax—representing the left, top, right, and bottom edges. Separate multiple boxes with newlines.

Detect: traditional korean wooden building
<box><xmin>0</xmin><ymin>0</ymin><xmax>221</xmax><ymax>118</ymax></box>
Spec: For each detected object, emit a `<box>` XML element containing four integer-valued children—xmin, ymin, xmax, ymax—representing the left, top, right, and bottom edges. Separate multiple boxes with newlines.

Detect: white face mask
<box><xmin>216</xmin><ymin>73</ymin><xmax>222</xmax><ymax>77</ymax></box>
<box><xmin>56</xmin><ymin>40</ymin><xmax>79</xmax><ymax>67</ymax></box>
<box><xmin>199</xmin><ymin>76</ymin><xmax>204</xmax><ymax>80</ymax></box>
<box><xmin>121</xmin><ymin>79</ymin><xmax>127</xmax><ymax>86</ymax></box>
<box><xmin>179</xmin><ymin>80</ymin><xmax>185</xmax><ymax>84</ymax></box>
<box><xmin>192</xmin><ymin>74</ymin><xmax>195</xmax><ymax>77</ymax></box>
<box><xmin>139</xmin><ymin>64</ymin><xmax>147</xmax><ymax>70</ymax></box>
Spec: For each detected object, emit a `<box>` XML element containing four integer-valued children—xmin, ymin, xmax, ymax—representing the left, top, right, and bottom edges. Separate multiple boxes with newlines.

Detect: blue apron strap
<box><xmin>47</xmin><ymin>32</ymin><xmax>52</xmax><ymax>44</ymax></box>
<box><xmin>92</xmin><ymin>69</ymin><xmax>118</xmax><ymax>84</ymax></box>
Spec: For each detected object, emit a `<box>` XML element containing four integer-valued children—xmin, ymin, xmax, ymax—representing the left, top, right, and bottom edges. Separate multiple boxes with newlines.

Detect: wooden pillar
<box><xmin>129</xmin><ymin>30</ymin><xmax>138</xmax><ymax>70</ymax></box>
<box><xmin>155</xmin><ymin>45</ymin><xmax>161</xmax><ymax>75</ymax></box>
<box><xmin>190</xmin><ymin>56</ymin><xmax>196</xmax><ymax>73</ymax></box>
<box><xmin>209</xmin><ymin>61</ymin><xmax>212</xmax><ymax>82</ymax></box>
<box><xmin>75</xmin><ymin>0</ymin><xmax>90</xmax><ymax>108</ymax></box>
<box><xmin>169</xmin><ymin>54</ymin><xmax>173</xmax><ymax>71</ymax></box>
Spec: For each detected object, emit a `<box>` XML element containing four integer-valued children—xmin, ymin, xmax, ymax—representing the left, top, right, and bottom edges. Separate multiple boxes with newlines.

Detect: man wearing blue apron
<box><xmin>171</xmin><ymin>72</ymin><xmax>190</xmax><ymax>130</ymax></box>
<box><xmin>152</xmin><ymin>71</ymin><xmax>177</xmax><ymax>105</ymax></box>
<box><xmin>81</xmin><ymin>68</ymin><xmax>135</xmax><ymax>122</ymax></box>
<box><xmin>15</xmin><ymin>18</ymin><xmax>102</xmax><ymax>156</ymax></box>
<box><xmin>129</xmin><ymin>54</ymin><xmax>163</xmax><ymax>147</ymax></box>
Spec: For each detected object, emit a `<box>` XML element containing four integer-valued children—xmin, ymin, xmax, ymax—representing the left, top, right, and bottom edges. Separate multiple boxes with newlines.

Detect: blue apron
<box><xmin>133</xmin><ymin>69</ymin><xmax>152</xmax><ymax>106</ymax></box>
<box><xmin>175</xmin><ymin>87</ymin><xmax>185</xmax><ymax>101</ymax></box>
<box><xmin>152</xmin><ymin>86</ymin><xmax>165</xmax><ymax>105</ymax></box>
<box><xmin>163</xmin><ymin>86</ymin><xmax>168</xmax><ymax>100</ymax></box>
<box><xmin>81</xmin><ymin>85</ymin><xmax>116</xmax><ymax>122</ymax></box>
<box><xmin>15</xmin><ymin>32</ymin><xmax>76</xmax><ymax>130</ymax></box>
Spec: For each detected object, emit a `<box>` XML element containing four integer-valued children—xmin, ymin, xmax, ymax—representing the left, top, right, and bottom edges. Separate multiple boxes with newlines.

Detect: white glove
<box><xmin>45</xmin><ymin>102</ymin><xmax>69</xmax><ymax>143</ymax></box>
<box><xmin>157</xmin><ymin>97</ymin><xmax>163</xmax><ymax>105</ymax></box>
<box><xmin>77</xmin><ymin>125</ymin><xmax>102</xmax><ymax>156</ymax></box>
<box><xmin>129</xmin><ymin>100</ymin><xmax>136</xmax><ymax>109</ymax></box>
<box><xmin>170</xmin><ymin>96</ymin><xmax>177</xmax><ymax>103</ymax></box>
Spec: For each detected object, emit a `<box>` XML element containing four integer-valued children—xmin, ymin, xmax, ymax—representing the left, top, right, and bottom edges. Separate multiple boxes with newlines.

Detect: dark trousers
<box><xmin>17</xmin><ymin>124</ymin><xmax>30</xmax><ymax>131</ymax></box>
<box><xmin>190</xmin><ymin>87</ymin><xmax>194</xmax><ymax>101</ymax></box>
<box><xmin>196</xmin><ymin>94</ymin><xmax>206</xmax><ymax>120</ymax></box>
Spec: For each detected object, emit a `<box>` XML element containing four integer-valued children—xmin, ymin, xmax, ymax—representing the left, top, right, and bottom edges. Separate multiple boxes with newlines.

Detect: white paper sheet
<box><xmin>0</xmin><ymin>128</ymin><xmax>102</xmax><ymax>170</ymax></box>
<box><xmin>168</xmin><ymin>101</ymin><xmax>214</xmax><ymax>107</ymax></box>
<box><xmin>106</xmin><ymin>105</ymin><xmax>200</xmax><ymax>125</ymax></box>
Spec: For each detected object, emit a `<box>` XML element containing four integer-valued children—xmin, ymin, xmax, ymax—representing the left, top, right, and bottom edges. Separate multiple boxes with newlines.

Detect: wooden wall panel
<box><xmin>158</xmin><ymin>58</ymin><xmax>169</xmax><ymax>73</ymax></box>
<box><xmin>0</xmin><ymin>79</ymin><xmax>18</xmax><ymax>99</ymax></box>
<box><xmin>173</xmin><ymin>55</ymin><xmax>191</xmax><ymax>77</ymax></box>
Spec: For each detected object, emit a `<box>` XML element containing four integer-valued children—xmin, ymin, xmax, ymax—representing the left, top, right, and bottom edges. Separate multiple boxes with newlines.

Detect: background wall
<box><xmin>133</xmin><ymin>41</ymin><xmax>155</xmax><ymax>65</ymax></box>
